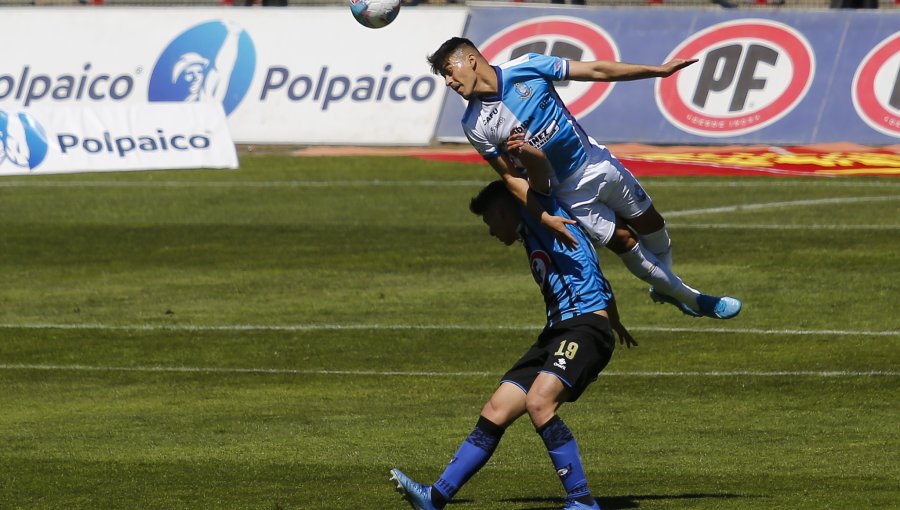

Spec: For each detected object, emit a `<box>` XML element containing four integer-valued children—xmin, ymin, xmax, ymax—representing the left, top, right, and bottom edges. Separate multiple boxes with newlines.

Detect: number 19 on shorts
<box><xmin>554</xmin><ymin>340</ymin><xmax>579</xmax><ymax>360</ymax></box>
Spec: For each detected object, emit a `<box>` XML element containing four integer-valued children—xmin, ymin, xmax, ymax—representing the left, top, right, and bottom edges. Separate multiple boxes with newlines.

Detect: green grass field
<box><xmin>1</xmin><ymin>154</ymin><xmax>898</xmax><ymax>509</ymax></box>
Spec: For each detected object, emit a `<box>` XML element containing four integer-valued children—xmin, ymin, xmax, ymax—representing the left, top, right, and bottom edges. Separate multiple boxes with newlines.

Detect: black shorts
<box><xmin>501</xmin><ymin>313</ymin><xmax>614</xmax><ymax>402</ymax></box>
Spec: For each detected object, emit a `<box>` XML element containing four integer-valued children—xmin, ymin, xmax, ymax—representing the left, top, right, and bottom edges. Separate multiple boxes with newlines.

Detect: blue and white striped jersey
<box><xmin>519</xmin><ymin>194</ymin><xmax>612</xmax><ymax>327</ymax></box>
<box><xmin>462</xmin><ymin>53</ymin><xmax>603</xmax><ymax>183</ymax></box>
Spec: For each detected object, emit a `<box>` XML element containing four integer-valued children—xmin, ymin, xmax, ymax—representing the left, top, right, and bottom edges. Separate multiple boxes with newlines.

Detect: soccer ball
<box><xmin>349</xmin><ymin>0</ymin><xmax>401</xmax><ymax>29</ymax></box>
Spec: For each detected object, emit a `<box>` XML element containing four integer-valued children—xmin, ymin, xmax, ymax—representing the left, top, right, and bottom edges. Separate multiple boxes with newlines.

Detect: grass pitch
<box><xmin>0</xmin><ymin>154</ymin><xmax>898</xmax><ymax>509</ymax></box>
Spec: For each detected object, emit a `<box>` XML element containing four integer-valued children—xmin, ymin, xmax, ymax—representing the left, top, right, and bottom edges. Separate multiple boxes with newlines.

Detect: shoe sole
<box><xmin>649</xmin><ymin>289</ymin><xmax>701</xmax><ymax>318</ymax></box>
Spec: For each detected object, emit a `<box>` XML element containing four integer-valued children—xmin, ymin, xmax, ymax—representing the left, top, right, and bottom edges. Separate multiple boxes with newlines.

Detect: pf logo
<box><xmin>479</xmin><ymin>16</ymin><xmax>619</xmax><ymax>118</ymax></box>
<box><xmin>0</xmin><ymin>109</ymin><xmax>48</xmax><ymax>171</ymax></box>
<box><xmin>852</xmin><ymin>32</ymin><xmax>900</xmax><ymax>137</ymax></box>
<box><xmin>657</xmin><ymin>19</ymin><xmax>814</xmax><ymax>137</ymax></box>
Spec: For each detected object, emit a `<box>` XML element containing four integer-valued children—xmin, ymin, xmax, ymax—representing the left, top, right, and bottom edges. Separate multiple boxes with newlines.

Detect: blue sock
<box><xmin>537</xmin><ymin>415</ymin><xmax>593</xmax><ymax>503</ymax></box>
<box><xmin>431</xmin><ymin>416</ymin><xmax>505</xmax><ymax>508</ymax></box>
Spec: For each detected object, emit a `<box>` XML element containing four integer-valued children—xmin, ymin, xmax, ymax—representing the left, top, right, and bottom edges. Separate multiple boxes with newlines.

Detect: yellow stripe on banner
<box><xmin>815</xmin><ymin>168</ymin><xmax>900</xmax><ymax>176</ymax></box>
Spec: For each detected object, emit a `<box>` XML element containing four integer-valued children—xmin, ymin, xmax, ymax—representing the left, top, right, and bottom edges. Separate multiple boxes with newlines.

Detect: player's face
<box><xmin>442</xmin><ymin>54</ymin><xmax>476</xmax><ymax>100</ymax></box>
<box><xmin>482</xmin><ymin>202</ymin><xmax>520</xmax><ymax>246</ymax></box>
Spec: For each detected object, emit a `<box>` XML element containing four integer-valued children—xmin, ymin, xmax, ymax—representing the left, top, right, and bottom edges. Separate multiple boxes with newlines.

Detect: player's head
<box><xmin>427</xmin><ymin>37</ymin><xmax>485</xmax><ymax>100</ymax></box>
<box><xmin>470</xmin><ymin>180</ymin><xmax>520</xmax><ymax>246</ymax></box>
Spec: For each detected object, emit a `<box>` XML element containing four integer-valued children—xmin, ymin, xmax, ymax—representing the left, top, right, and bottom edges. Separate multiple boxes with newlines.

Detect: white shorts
<box><xmin>554</xmin><ymin>145</ymin><xmax>653</xmax><ymax>246</ymax></box>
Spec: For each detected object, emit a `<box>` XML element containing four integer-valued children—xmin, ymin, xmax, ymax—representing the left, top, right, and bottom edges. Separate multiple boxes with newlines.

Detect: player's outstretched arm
<box><xmin>487</xmin><ymin>156</ymin><xmax>578</xmax><ymax>249</ymax></box>
<box><xmin>567</xmin><ymin>58</ymin><xmax>698</xmax><ymax>82</ymax></box>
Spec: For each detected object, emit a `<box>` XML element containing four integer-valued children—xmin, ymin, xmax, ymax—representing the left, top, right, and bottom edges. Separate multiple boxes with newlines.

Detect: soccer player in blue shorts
<box><xmin>426</xmin><ymin>37</ymin><xmax>741</xmax><ymax>320</ymax></box>
<box><xmin>390</xmin><ymin>179</ymin><xmax>635</xmax><ymax>510</ymax></box>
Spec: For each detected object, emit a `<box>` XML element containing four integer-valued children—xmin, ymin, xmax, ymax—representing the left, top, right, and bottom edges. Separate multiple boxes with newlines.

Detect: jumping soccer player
<box><xmin>426</xmin><ymin>37</ymin><xmax>741</xmax><ymax>319</ymax></box>
<box><xmin>390</xmin><ymin>179</ymin><xmax>635</xmax><ymax>510</ymax></box>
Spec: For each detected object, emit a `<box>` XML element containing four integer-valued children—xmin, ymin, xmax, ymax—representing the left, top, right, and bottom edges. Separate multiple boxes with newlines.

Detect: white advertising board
<box><xmin>0</xmin><ymin>103</ymin><xmax>237</xmax><ymax>176</ymax></box>
<box><xmin>0</xmin><ymin>7</ymin><xmax>468</xmax><ymax>145</ymax></box>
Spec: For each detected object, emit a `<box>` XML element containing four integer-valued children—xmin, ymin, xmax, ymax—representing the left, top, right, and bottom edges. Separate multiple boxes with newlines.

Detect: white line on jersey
<box><xmin>0</xmin><ymin>323</ymin><xmax>897</xmax><ymax>337</ymax></box>
<box><xmin>0</xmin><ymin>363</ymin><xmax>895</xmax><ymax>378</ymax></box>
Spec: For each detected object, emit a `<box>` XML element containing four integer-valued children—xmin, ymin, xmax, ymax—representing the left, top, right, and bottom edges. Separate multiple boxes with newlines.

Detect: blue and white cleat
<box><xmin>390</xmin><ymin>468</ymin><xmax>437</xmax><ymax>510</ymax></box>
<box><xmin>696</xmin><ymin>295</ymin><xmax>742</xmax><ymax>319</ymax></box>
<box><xmin>649</xmin><ymin>288</ymin><xmax>701</xmax><ymax>318</ymax></box>
<box><xmin>563</xmin><ymin>499</ymin><xmax>601</xmax><ymax>510</ymax></box>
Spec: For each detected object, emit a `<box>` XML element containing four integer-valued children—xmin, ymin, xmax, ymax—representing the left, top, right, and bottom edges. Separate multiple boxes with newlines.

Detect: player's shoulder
<box><xmin>499</xmin><ymin>53</ymin><xmax>565</xmax><ymax>81</ymax></box>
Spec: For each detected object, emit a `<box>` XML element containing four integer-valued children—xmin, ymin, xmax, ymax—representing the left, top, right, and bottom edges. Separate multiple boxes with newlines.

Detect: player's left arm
<box><xmin>567</xmin><ymin>58</ymin><xmax>697</xmax><ymax>82</ymax></box>
<box><xmin>606</xmin><ymin>293</ymin><xmax>637</xmax><ymax>348</ymax></box>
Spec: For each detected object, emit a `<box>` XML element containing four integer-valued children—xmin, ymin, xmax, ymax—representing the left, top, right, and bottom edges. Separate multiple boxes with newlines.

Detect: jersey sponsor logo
<box><xmin>530</xmin><ymin>249</ymin><xmax>553</xmax><ymax>290</ymax></box>
<box><xmin>656</xmin><ymin>19</ymin><xmax>814</xmax><ymax>137</ymax></box>
<box><xmin>528</xmin><ymin>119</ymin><xmax>559</xmax><ymax>151</ymax></box>
<box><xmin>851</xmin><ymin>32</ymin><xmax>900</xmax><ymax>137</ymax></box>
<box><xmin>0</xmin><ymin>109</ymin><xmax>48</xmax><ymax>171</ymax></box>
<box><xmin>149</xmin><ymin>21</ymin><xmax>256</xmax><ymax>116</ymax></box>
<box><xmin>479</xmin><ymin>16</ymin><xmax>619</xmax><ymax>118</ymax></box>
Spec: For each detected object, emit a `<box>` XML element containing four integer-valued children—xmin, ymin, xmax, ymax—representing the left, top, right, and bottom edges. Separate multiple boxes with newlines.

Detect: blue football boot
<box><xmin>696</xmin><ymin>294</ymin><xmax>742</xmax><ymax>319</ymax></box>
<box><xmin>563</xmin><ymin>498</ymin><xmax>601</xmax><ymax>510</ymax></box>
<box><xmin>649</xmin><ymin>288</ymin><xmax>701</xmax><ymax>318</ymax></box>
<box><xmin>389</xmin><ymin>468</ymin><xmax>437</xmax><ymax>510</ymax></box>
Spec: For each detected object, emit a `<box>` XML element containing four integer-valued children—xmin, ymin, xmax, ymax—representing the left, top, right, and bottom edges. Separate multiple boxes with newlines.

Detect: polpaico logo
<box><xmin>852</xmin><ymin>33</ymin><xmax>900</xmax><ymax>138</ymax></box>
<box><xmin>479</xmin><ymin>16</ymin><xmax>619</xmax><ymax>118</ymax></box>
<box><xmin>0</xmin><ymin>109</ymin><xmax>48</xmax><ymax>171</ymax></box>
<box><xmin>656</xmin><ymin>19</ymin><xmax>814</xmax><ymax>137</ymax></box>
<box><xmin>149</xmin><ymin>21</ymin><xmax>256</xmax><ymax>115</ymax></box>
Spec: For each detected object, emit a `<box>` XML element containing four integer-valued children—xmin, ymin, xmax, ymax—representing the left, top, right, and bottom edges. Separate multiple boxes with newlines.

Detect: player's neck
<box><xmin>474</xmin><ymin>66</ymin><xmax>499</xmax><ymax>97</ymax></box>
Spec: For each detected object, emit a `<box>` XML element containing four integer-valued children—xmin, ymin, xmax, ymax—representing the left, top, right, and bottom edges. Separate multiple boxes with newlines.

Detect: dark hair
<box><xmin>427</xmin><ymin>37</ymin><xmax>477</xmax><ymax>76</ymax></box>
<box><xmin>469</xmin><ymin>180</ymin><xmax>514</xmax><ymax>216</ymax></box>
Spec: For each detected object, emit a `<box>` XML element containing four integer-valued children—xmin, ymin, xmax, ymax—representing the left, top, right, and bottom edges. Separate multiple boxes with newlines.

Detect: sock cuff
<box><xmin>476</xmin><ymin>415</ymin><xmax>506</xmax><ymax>437</ymax></box>
<box><xmin>639</xmin><ymin>227</ymin><xmax>671</xmax><ymax>247</ymax></box>
<box><xmin>465</xmin><ymin>415</ymin><xmax>505</xmax><ymax>452</ymax></box>
<box><xmin>536</xmin><ymin>415</ymin><xmax>574</xmax><ymax>450</ymax></box>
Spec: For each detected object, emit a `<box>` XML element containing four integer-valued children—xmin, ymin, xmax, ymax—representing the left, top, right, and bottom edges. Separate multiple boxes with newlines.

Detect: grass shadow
<box><xmin>498</xmin><ymin>492</ymin><xmax>752</xmax><ymax>509</ymax></box>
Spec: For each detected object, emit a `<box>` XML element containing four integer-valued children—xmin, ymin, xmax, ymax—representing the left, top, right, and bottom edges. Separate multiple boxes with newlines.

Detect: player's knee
<box><xmin>482</xmin><ymin>396</ymin><xmax>519</xmax><ymax>426</ymax></box>
<box><xmin>524</xmin><ymin>393</ymin><xmax>554</xmax><ymax>423</ymax></box>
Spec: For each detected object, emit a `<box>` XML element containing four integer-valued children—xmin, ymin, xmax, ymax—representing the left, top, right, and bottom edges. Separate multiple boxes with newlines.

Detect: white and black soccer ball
<box><xmin>349</xmin><ymin>0</ymin><xmax>401</xmax><ymax>29</ymax></box>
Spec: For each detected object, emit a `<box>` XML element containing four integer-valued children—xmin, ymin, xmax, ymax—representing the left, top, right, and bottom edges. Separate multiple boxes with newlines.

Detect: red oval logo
<box><xmin>852</xmin><ymin>32</ymin><xmax>900</xmax><ymax>137</ymax></box>
<box><xmin>479</xmin><ymin>17</ymin><xmax>619</xmax><ymax>118</ymax></box>
<box><xmin>657</xmin><ymin>19</ymin><xmax>814</xmax><ymax>137</ymax></box>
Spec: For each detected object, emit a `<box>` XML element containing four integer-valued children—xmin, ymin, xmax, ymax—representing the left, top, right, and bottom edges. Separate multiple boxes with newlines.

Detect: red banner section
<box><xmin>403</xmin><ymin>143</ymin><xmax>900</xmax><ymax>177</ymax></box>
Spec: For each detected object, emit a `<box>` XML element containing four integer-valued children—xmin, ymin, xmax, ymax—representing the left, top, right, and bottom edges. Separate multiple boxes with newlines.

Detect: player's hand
<box><xmin>613</xmin><ymin>323</ymin><xmax>638</xmax><ymax>349</ymax></box>
<box><xmin>658</xmin><ymin>58</ymin><xmax>698</xmax><ymax>77</ymax></box>
<box><xmin>506</xmin><ymin>132</ymin><xmax>528</xmax><ymax>156</ymax></box>
<box><xmin>541</xmin><ymin>213</ymin><xmax>579</xmax><ymax>250</ymax></box>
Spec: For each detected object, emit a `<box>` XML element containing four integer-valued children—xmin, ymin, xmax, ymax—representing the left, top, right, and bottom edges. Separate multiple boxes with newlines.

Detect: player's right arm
<box><xmin>485</xmin><ymin>155</ymin><xmax>578</xmax><ymax>250</ymax></box>
<box><xmin>506</xmin><ymin>132</ymin><xmax>551</xmax><ymax>196</ymax></box>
